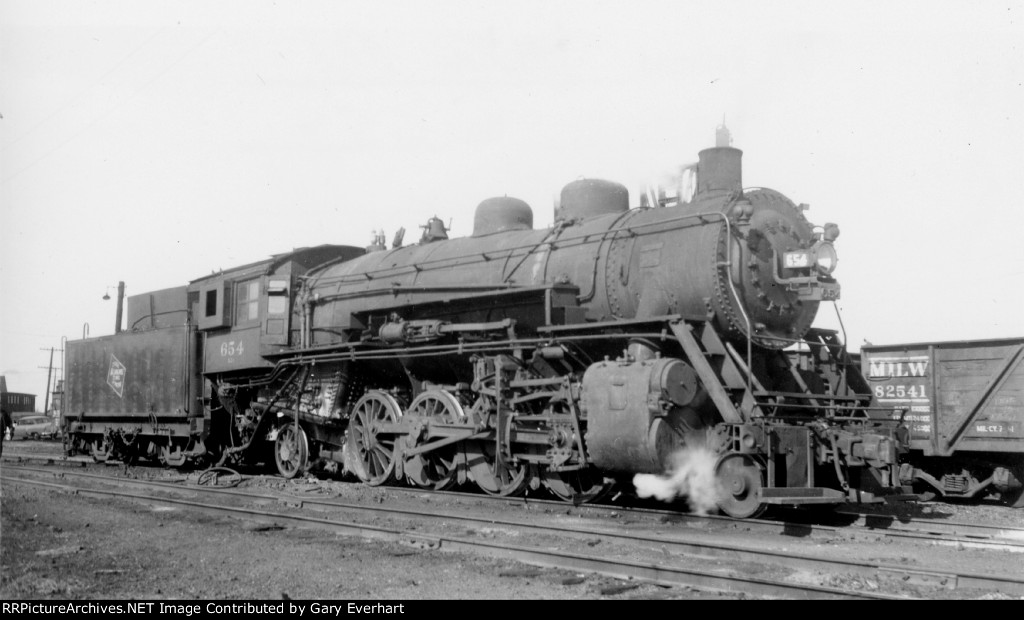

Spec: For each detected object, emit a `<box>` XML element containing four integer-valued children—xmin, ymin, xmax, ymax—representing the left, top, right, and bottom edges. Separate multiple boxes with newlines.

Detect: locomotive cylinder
<box><xmin>582</xmin><ymin>357</ymin><xmax>706</xmax><ymax>473</ymax></box>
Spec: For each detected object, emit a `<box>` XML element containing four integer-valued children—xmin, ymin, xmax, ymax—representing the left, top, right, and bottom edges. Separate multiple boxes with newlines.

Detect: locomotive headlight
<box><xmin>812</xmin><ymin>241</ymin><xmax>838</xmax><ymax>275</ymax></box>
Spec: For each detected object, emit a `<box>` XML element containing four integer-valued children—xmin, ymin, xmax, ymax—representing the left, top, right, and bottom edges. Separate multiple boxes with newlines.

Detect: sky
<box><xmin>1</xmin><ymin>0</ymin><xmax>1022</xmax><ymax>405</ymax></box>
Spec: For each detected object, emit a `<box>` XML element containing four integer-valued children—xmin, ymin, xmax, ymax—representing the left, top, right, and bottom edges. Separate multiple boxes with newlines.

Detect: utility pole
<box><xmin>39</xmin><ymin>346</ymin><xmax>62</xmax><ymax>416</ymax></box>
<box><xmin>115</xmin><ymin>280</ymin><xmax>125</xmax><ymax>334</ymax></box>
<box><xmin>104</xmin><ymin>281</ymin><xmax>126</xmax><ymax>334</ymax></box>
<box><xmin>43</xmin><ymin>348</ymin><xmax>53</xmax><ymax>415</ymax></box>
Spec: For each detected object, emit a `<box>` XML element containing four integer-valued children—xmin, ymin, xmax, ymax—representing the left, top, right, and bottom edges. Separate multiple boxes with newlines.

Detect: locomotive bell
<box><xmin>419</xmin><ymin>217</ymin><xmax>449</xmax><ymax>243</ymax></box>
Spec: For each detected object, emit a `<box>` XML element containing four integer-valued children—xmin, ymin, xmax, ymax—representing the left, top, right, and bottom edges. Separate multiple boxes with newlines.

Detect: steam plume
<box><xmin>633</xmin><ymin>446</ymin><xmax>721</xmax><ymax>515</ymax></box>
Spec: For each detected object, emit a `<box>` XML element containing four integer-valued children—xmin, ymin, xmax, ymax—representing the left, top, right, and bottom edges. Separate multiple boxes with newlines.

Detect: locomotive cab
<box><xmin>191</xmin><ymin>245</ymin><xmax>365</xmax><ymax>376</ymax></box>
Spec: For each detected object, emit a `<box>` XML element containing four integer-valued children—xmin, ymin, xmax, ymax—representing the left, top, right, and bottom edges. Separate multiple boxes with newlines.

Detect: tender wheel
<box><xmin>91</xmin><ymin>439</ymin><xmax>109</xmax><ymax>463</ymax></box>
<box><xmin>159</xmin><ymin>443</ymin><xmax>188</xmax><ymax>468</ymax></box>
<box><xmin>1004</xmin><ymin>488</ymin><xmax>1024</xmax><ymax>509</ymax></box>
<box><xmin>68</xmin><ymin>435</ymin><xmax>89</xmax><ymax>457</ymax></box>
<box><xmin>715</xmin><ymin>453</ymin><xmax>766</xmax><ymax>518</ymax></box>
<box><xmin>274</xmin><ymin>424</ymin><xmax>310</xmax><ymax>479</ymax></box>
<box><xmin>1002</xmin><ymin>466</ymin><xmax>1024</xmax><ymax>508</ymax></box>
<box><xmin>543</xmin><ymin>469</ymin><xmax>610</xmax><ymax>504</ymax></box>
<box><xmin>913</xmin><ymin>481</ymin><xmax>938</xmax><ymax>503</ymax></box>
<box><xmin>403</xmin><ymin>390</ymin><xmax>466</xmax><ymax>490</ymax></box>
<box><xmin>346</xmin><ymin>391</ymin><xmax>403</xmax><ymax>486</ymax></box>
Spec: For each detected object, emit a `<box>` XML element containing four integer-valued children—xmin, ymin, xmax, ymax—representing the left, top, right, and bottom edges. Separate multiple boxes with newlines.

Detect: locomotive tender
<box><xmin>64</xmin><ymin>129</ymin><xmax>913</xmax><ymax>517</ymax></box>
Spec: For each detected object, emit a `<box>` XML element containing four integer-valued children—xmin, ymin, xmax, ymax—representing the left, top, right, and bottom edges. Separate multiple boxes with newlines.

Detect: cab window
<box><xmin>235</xmin><ymin>280</ymin><xmax>260</xmax><ymax>324</ymax></box>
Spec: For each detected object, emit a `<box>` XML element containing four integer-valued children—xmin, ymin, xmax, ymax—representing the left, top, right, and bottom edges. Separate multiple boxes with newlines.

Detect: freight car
<box><xmin>63</xmin><ymin>128</ymin><xmax>914</xmax><ymax>517</ymax></box>
<box><xmin>861</xmin><ymin>338</ymin><xmax>1024</xmax><ymax>506</ymax></box>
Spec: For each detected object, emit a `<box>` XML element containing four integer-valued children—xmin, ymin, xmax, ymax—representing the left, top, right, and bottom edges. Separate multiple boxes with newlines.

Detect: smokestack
<box><xmin>696</xmin><ymin>146</ymin><xmax>742</xmax><ymax>197</ymax></box>
<box><xmin>695</xmin><ymin>124</ymin><xmax>742</xmax><ymax>198</ymax></box>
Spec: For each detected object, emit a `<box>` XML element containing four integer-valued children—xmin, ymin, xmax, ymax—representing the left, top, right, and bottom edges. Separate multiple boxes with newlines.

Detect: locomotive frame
<box><xmin>63</xmin><ymin>131</ymin><xmax>916</xmax><ymax>518</ymax></box>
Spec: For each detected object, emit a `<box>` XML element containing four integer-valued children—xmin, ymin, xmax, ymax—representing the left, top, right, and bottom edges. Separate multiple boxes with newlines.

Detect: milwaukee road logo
<box><xmin>867</xmin><ymin>356</ymin><xmax>929</xmax><ymax>379</ymax></box>
<box><xmin>107</xmin><ymin>354</ymin><xmax>126</xmax><ymax>398</ymax></box>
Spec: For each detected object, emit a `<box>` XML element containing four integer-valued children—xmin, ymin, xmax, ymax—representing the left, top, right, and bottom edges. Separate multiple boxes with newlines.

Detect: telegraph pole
<box><xmin>115</xmin><ymin>280</ymin><xmax>125</xmax><ymax>334</ymax></box>
<box><xmin>39</xmin><ymin>346</ymin><xmax>62</xmax><ymax>416</ymax></box>
<box><xmin>43</xmin><ymin>348</ymin><xmax>53</xmax><ymax>415</ymax></box>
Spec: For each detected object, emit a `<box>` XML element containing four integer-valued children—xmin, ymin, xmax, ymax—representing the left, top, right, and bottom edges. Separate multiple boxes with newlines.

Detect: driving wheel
<box><xmin>465</xmin><ymin>400</ymin><xmax>530</xmax><ymax>496</ymax></box>
<box><xmin>404</xmin><ymin>390</ymin><xmax>467</xmax><ymax>490</ymax></box>
<box><xmin>543</xmin><ymin>468</ymin><xmax>610</xmax><ymax>504</ymax></box>
<box><xmin>346</xmin><ymin>391</ymin><xmax>403</xmax><ymax>486</ymax></box>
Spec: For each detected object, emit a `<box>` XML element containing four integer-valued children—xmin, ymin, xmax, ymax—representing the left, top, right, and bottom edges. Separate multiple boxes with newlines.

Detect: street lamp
<box><xmin>102</xmin><ymin>281</ymin><xmax>126</xmax><ymax>334</ymax></box>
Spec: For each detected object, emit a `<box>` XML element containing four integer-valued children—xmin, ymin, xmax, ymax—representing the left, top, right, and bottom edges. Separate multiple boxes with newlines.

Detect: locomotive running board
<box><xmin>759</xmin><ymin>487</ymin><xmax>918</xmax><ymax>505</ymax></box>
<box><xmin>760</xmin><ymin>487</ymin><xmax>846</xmax><ymax>505</ymax></box>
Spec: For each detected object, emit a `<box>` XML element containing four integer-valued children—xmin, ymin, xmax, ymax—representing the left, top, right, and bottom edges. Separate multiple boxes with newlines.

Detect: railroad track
<box><xmin>831</xmin><ymin>509</ymin><xmax>1024</xmax><ymax>544</ymax></box>
<box><xmin>4</xmin><ymin>464</ymin><xmax>1023</xmax><ymax>599</ymax></box>
<box><xmin>390</xmin><ymin>485</ymin><xmax>1024</xmax><ymax>552</ymax></box>
<box><xmin>5</xmin><ymin>451</ymin><xmax>1024</xmax><ymax>551</ymax></box>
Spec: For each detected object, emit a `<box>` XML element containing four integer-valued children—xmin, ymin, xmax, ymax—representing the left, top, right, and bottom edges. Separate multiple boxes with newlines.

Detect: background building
<box><xmin>1</xmin><ymin>375</ymin><xmax>38</xmax><ymax>419</ymax></box>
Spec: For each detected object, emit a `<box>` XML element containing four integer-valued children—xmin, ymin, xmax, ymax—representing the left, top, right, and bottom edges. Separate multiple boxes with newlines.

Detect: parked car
<box><xmin>11</xmin><ymin>415</ymin><xmax>60</xmax><ymax>440</ymax></box>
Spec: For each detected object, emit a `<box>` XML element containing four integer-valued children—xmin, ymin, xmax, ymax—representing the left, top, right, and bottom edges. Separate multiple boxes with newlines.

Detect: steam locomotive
<box><xmin>63</xmin><ymin>128</ymin><xmax>913</xmax><ymax>517</ymax></box>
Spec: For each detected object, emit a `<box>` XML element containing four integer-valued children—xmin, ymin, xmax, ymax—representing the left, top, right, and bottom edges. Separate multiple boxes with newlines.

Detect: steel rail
<box><xmin>10</xmin><ymin>465</ymin><xmax>1024</xmax><ymax>596</ymax></box>
<box><xmin>832</xmin><ymin>509</ymin><xmax>1024</xmax><ymax>543</ymax></box>
<box><xmin>6</xmin><ymin>454</ymin><xmax>1024</xmax><ymax>550</ymax></box>
<box><xmin>371</xmin><ymin>476</ymin><xmax>1024</xmax><ymax>551</ymax></box>
<box><xmin>2</xmin><ymin>472</ymin><xmax>903</xmax><ymax>600</ymax></box>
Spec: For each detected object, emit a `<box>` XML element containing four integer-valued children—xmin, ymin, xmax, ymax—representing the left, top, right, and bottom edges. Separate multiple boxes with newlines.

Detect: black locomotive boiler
<box><xmin>63</xmin><ymin>130</ymin><xmax>913</xmax><ymax>517</ymax></box>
